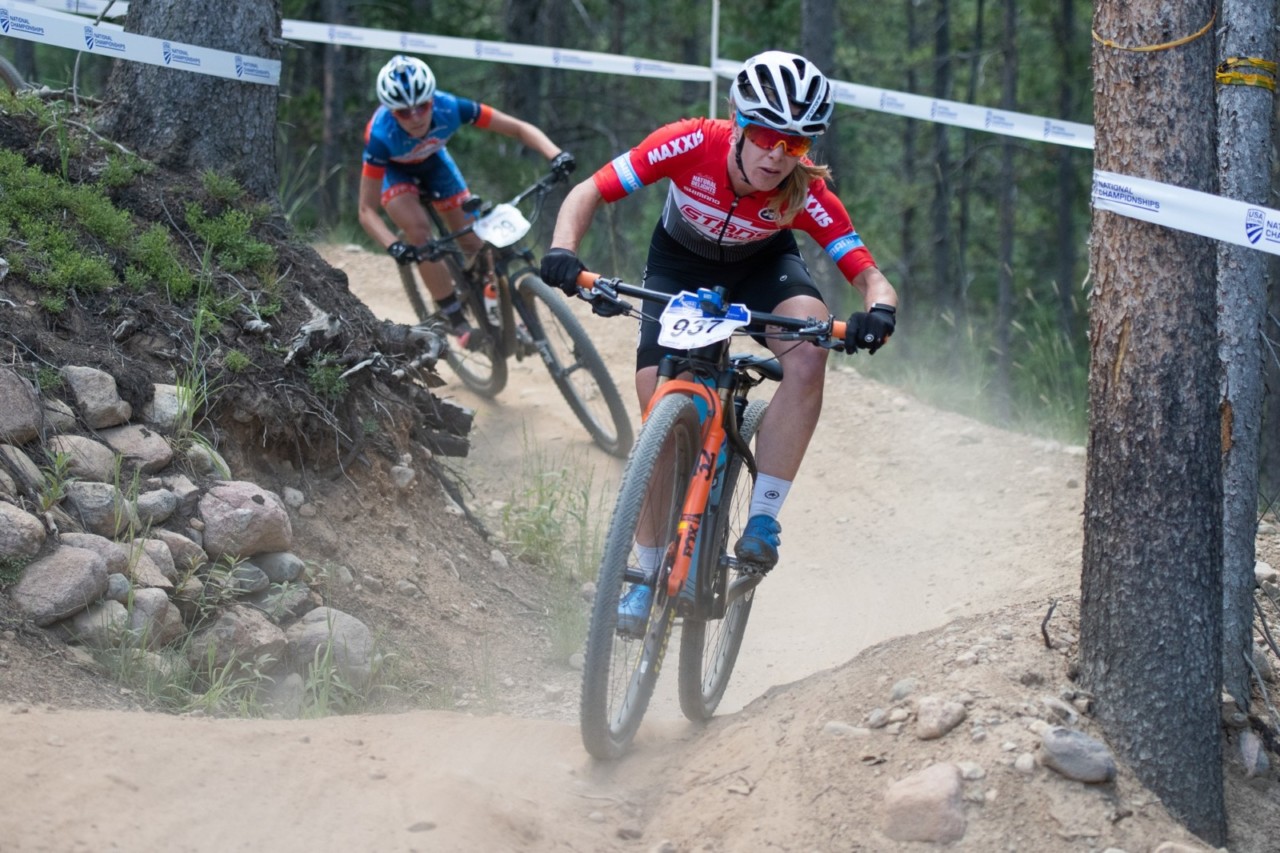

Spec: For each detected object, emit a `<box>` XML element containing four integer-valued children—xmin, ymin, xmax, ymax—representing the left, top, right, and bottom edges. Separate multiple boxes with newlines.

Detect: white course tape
<box><xmin>281</xmin><ymin>20</ymin><xmax>712</xmax><ymax>83</ymax></box>
<box><xmin>1093</xmin><ymin>170</ymin><xmax>1280</xmax><ymax>256</ymax></box>
<box><xmin>19</xmin><ymin>0</ymin><xmax>126</xmax><ymax>17</ymax></box>
<box><xmin>710</xmin><ymin>58</ymin><xmax>1093</xmax><ymax>149</ymax></box>
<box><xmin>0</xmin><ymin>4</ymin><xmax>280</xmax><ymax>84</ymax></box>
<box><xmin>24</xmin><ymin>4</ymin><xmax>1260</xmax><ymax>257</ymax></box>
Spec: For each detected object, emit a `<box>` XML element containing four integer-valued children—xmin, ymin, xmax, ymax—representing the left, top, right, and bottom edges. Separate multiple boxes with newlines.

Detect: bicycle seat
<box><xmin>730</xmin><ymin>353</ymin><xmax>783</xmax><ymax>383</ymax></box>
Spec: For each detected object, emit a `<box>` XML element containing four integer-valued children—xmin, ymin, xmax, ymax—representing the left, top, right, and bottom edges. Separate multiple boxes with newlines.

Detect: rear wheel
<box><xmin>514</xmin><ymin>270</ymin><xmax>633</xmax><ymax>457</ymax></box>
<box><xmin>677</xmin><ymin>400</ymin><xmax>768</xmax><ymax>721</ymax></box>
<box><xmin>0</xmin><ymin>56</ymin><xmax>27</xmax><ymax>93</ymax></box>
<box><xmin>400</xmin><ymin>256</ymin><xmax>507</xmax><ymax>396</ymax></box>
<box><xmin>580</xmin><ymin>395</ymin><xmax>700</xmax><ymax>759</ymax></box>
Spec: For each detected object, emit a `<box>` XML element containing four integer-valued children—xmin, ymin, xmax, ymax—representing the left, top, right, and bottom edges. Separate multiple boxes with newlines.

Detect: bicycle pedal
<box><xmin>737</xmin><ymin>560</ymin><xmax>774</xmax><ymax>577</ymax></box>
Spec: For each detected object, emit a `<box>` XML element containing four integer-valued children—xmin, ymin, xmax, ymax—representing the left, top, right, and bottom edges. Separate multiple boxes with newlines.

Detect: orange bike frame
<box><xmin>642</xmin><ymin>376</ymin><xmax>728</xmax><ymax>598</ymax></box>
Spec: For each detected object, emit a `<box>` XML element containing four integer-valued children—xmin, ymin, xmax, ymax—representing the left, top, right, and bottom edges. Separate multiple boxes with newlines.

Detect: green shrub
<box><xmin>307</xmin><ymin>357</ymin><xmax>348</xmax><ymax>401</ymax></box>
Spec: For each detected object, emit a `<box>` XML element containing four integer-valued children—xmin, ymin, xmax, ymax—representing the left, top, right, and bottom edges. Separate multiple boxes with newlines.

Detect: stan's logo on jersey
<box><xmin>647</xmin><ymin>130</ymin><xmax>704</xmax><ymax>165</ymax></box>
<box><xmin>805</xmin><ymin>193</ymin><xmax>833</xmax><ymax>227</ymax></box>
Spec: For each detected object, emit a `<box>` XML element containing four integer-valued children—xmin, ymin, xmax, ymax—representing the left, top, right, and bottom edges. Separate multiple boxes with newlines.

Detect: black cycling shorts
<box><xmin>635</xmin><ymin>222</ymin><xmax>823</xmax><ymax>371</ymax></box>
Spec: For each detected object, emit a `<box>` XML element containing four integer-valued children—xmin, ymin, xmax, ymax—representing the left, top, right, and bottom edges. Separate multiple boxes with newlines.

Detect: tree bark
<box><xmin>993</xmin><ymin>0</ymin><xmax>1015</xmax><ymax>424</ymax></box>
<box><xmin>930</xmin><ymin>0</ymin><xmax>955</xmax><ymax>315</ymax></box>
<box><xmin>319</xmin><ymin>0</ymin><xmax>352</xmax><ymax>224</ymax></box>
<box><xmin>1082</xmin><ymin>1</ymin><xmax>1225</xmax><ymax>843</ymax></box>
<box><xmin>1052</xmin><ymin>0</ymin><xmax>1083</xmax><ymax>343</ymax></box>
<box><xmin>801</xmin><ymin>0</ymin><xmax>842</xmax><ymax>307</ymax></box>
<box><xmin>955</xmin><ymin>0</ymin><xmax>983</xmax><ymax>328</ymax></box>
<box><xmin>96</xmin><ymin>0</ymin><xmax>283</xmax><ymax>202</ymax></box>
<box><xmin>898</xmin><ymin>0</ymin><xmax>921</xmax><ymax>305</ymax></box>
<box><xmin>1216</xmin><ymin>0</ymin><xmax>1277</xmax><ymax>714</ymax></box>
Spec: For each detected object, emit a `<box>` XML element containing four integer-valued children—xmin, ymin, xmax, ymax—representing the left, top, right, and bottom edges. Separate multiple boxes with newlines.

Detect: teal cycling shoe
<box><xmin>616</xmin><ymin>584</ymin><xmax>654</xmax><ymax>638</ymax></box>
<box><xmin>734</xmin><ymin>514</ymin><xmax>781</xmax><ymax>571</ymax></box>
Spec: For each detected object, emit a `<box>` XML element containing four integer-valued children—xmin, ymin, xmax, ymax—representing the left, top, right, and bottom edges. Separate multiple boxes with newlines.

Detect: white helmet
<box><xmin>376</xmin><ymin>55</ymin><xmax>436</xmax><ymax>110</ymax></box>
<box><xmin>731</xmin><ymin>51</ymin><xmax>833</xmax><ymax>136</ymax></box>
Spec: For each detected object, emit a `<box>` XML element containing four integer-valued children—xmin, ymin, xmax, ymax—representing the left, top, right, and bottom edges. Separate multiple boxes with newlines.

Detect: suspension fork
<box><xmin>643</xmin><ymin>378</ymin><xmax>726</xmax><ymax>599</ymax></box>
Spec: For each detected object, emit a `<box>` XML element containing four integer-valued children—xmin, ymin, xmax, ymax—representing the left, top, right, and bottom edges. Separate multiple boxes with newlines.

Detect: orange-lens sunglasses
<box><xmin>736</xmin><ymin>113</ymin><xmax>813</xmax><ymax>157</ymax></box>
<box><xmin>393</xmin><ymin>101</ymin><xmax>433</xmax><ymax>120</ymax></box>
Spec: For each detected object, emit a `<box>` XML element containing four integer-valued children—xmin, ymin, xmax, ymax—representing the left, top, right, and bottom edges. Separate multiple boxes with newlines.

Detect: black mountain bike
<box><xmin>571</xmin><ymin>274</ymin><xmax>858</xmax><ymax>758</ymax></box>
<box><xmin>398</xmin><ymin>171</ymin><xmax>633</xmax><ymax>457</ymax></box>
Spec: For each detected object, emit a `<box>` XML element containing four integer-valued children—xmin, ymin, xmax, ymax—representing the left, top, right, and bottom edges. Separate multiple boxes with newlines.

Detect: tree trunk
<box><xmin>12</xmin><ymin>39</ymin><xmax>36</xmax><ymax>83</ymax></box>
<box><xmin>504</xmin><ymin>0</ymin><xmax>544</xmax><ymax>125</ymax></box>
<box><xmin>802</xmin><ymin>0</ymin><xmax>837</xmax><ymax>177</ymax></box>
<box><xmin>1216</xmin><ymin>0</ymin><xmax>1277</xmax><ymax>715</ymax></box>
<box><xmin>930</xmin><ymin>0</ymin><xmax>955</xmax><ymax>316</ymax></box>
<box><xmin>898</xmin><ymin>0</ymin><xmax>921</xmax><ymax>304</ymax></box>
<box><xmin>319</xmin><ymin>0</ymin><xmax>351</xmax><ymax>225</ymax></box>
<box><xmin>1052</xmin><ymin>0</ymin><xmax>1083</xmax><ymax>343</ymax></box>
<box><xmin>96</xmin><ymin>0</ymin><xmax>283</xmax><ymax>202</ymax></box>
<box><xmin>955</xmin><ymin>0</ymin><xmax>984</xmax><ymax>326</ymax></box>
<box><xmin>1082</xmin><ymin>1</ymin><xmax>1225</xmax><ymax>843</ymax></box>
<box><xmin>801</xmin><ymin>0</ymin><xmax>842</xmax><ymax>308</ymax></box>
<box><xmin>993</xmin><ymin>0</ymin><xmax>1015</xmax><ymax>424</ymax></box>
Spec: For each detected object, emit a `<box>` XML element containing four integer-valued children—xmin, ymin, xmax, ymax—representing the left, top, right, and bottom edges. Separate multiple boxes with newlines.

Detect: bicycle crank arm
<box><xmin>724</xmin><ymin>564</ymin><xmax>765</xmax><ymax>606</ymax></box>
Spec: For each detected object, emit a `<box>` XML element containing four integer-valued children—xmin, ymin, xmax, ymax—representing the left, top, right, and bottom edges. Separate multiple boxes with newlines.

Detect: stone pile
<box><xmin>0</xmin><ymin>364</ymin><xmax>375</xmax><ymax>708</ymax></box>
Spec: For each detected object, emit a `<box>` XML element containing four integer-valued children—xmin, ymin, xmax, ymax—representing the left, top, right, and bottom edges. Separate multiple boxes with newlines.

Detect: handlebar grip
<box><xmin>575</xmin><ymin>270</ymin><xmax>600</xmax><ymax>293</ymax></box>
<box><xmin>830</xmin><ymin>319</ymin><xmax>847</xmax><ymax>342</ymax></box>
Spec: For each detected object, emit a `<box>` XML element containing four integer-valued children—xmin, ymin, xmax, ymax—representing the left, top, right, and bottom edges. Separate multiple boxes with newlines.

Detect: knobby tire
<box><xmin>677</xmin><ymin>399</ymin><xmax>768</xmax><ymax>721</ymax></box>
<box><xmin>580</xmin><ymin>395</ymin><xmax>701</xmax><ymax>759</ymax></box>
<box><xmin>513</xmin><ymin>271</ymin><xmax>634</xmax><ymax>458</ymax></box>
<box><xmin>398</xmin><ymin>256</ymin><xmax>507</xmax><ymax>396</ymax></box>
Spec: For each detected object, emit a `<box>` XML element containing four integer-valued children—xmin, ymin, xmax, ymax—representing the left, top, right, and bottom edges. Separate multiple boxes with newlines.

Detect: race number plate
<box><xmin>657</xmin><ymin>291</ymin><xmax>751</xmax><ymax>349</ymax></box>
<box><xmin>472</xmin><ymin>203</ymin><xmax>531</xmax><ymax>248</ymax></box>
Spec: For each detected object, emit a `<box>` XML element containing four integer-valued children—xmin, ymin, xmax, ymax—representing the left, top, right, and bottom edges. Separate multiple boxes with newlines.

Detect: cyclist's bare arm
<box><xmin>358</xmin><ymin>175</ymin><xmax>399</xmax><ymax>250</ymax></box>
<box><xmin>550</xmin><ymin>179</ymin><xmax>605</xmax><ymax>253</ymax></box>
<box><xmin>482</xmin><ymin>108</ymin><xmax>563</xmax><ymax>161</ymax></box>
<box><xmin>851</xmin><ymin>266</ymin><xmax>897</xmax><ymax>311</ymax></box>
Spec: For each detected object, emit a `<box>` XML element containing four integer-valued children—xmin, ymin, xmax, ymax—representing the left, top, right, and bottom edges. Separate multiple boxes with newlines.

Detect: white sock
<box><xmin>635</xmin><ymin>544</ymin><xmax>664</xmax><ymax>582</ymax></box>
<box><xmin>748</xmin><ymin>474</ymin><xmax>791</xmax><ymax>520</ymax></box>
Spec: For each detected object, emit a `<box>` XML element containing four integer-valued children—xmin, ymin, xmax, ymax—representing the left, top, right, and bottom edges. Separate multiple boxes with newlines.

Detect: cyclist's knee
<box><xmin>780</xmin><ymin>340</ymin><xmax>828</xmax><ymax>379</ymax></box>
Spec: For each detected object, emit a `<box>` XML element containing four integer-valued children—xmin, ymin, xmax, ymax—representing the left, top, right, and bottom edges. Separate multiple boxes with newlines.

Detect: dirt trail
<box><xmin>0</xmin><ymin>245</ymin><xmax>1101</xmax><ymax>853</ymax></box>
<box><xmin>322</xmin><ymin>244</ymin><xmax>1085</xmax><ymax>718</ymax></box>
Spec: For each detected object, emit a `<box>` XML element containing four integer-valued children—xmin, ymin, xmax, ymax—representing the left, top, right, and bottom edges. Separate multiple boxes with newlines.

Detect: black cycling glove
<box><xmin>549</xmin><ymin>151</ymin><xmax>577</xmax><ymax>178</ymax></box>
<box><xmin>387</xmin><ymin>240</ymin><xmax>419</xmax><ymax>266</ymax></box>
<box><xmin>846</xmin><ymin>304</ymin><xmax>896</xmax><ymax>354</ymax></box>
<box><xmin>590</xmin><ymin>293</ymin><xmax>627</xmax><ymax>318</ymax></box>
<box><xmin>540</xmin><ymin>248</ymin><xmax>587</xmax><ymax>296</ymax></box>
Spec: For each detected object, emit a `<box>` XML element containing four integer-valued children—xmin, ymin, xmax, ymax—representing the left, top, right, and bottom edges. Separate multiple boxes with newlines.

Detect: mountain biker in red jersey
<box><xmin>540</xmin><ymin>50</ymin><xmax>898</xmax><ymax>626</ymax></box>
<box><xmin>359</xmin><ymin>55</ymin><xmax>575</xmax><ymax>344</ymax></box>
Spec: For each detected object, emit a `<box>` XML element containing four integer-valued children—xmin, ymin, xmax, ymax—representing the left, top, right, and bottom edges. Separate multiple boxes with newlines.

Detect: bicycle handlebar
<box><xmin>573</xmin><ymin>271</ymin><xmax>853</xmax><ymax>351</ymax></box>
<box><xmin>412</xmin><ymin>168</ymin><xmax>570</xmax><ymax>262</ymax></box>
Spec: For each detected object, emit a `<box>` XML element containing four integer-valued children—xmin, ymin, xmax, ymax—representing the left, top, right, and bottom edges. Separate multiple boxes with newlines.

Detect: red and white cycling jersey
<box><xmin>592</xmin><ymin>117</ymin><xmax>877</xmax><ymax>281</ymax></box>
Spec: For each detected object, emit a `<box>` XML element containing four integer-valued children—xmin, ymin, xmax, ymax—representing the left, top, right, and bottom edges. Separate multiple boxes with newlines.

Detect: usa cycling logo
<box><xmin>84</xmin><ymin>25</ymin><xmax>126</xmax><ymax>53</ymax></box>
<box><xmin>234</xmin><ymin>55</ymin><xmax>244</xmax><ymax>78</ymax></box>
<box><xmin>1</xmin><ymin>9</ymin><xmax>47</xmax><ymax>37</ymax></box>
<box><xmin>1246</xmin><ymin>208</ymin><xmax>1266</xmax><ymax>245</ymax></box>
<box><xmin>162</xmin><ymin>41</ymin><xmax>172</xmax><ymax>64</ymax></box>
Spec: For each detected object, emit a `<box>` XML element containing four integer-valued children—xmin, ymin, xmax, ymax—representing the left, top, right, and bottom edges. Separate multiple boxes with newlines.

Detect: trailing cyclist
<box><xmin>540</xmin><ymin>50</ymin><xmax>899</xmax><ymax>627</ymax></box>
<box><xmin>358</xmin><ymin>54</ymin><xmax>575</xmax><ymax>346</ymax></box>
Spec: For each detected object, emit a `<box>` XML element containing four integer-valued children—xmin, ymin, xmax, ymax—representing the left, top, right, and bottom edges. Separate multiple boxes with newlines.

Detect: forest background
<box><xmin>5</xmin><ymin>0</ymin><xmax>1278</xmax><ymax>481</ymax></box>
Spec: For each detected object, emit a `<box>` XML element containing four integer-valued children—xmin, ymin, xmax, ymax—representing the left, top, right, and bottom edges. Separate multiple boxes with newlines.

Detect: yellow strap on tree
<box><xmin>1092</xmin><ymin>10</ymin><xmax>1216</xmax><ymax>53</ymax></box>
<box><xmin>1216</xmin><ymin>57</ymin><xmax>1278</xmax><ymax>91</ymax></box>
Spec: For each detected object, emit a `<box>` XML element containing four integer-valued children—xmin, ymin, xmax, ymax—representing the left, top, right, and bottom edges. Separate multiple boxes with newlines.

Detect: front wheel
<box><xmin>677</xmin><ymin>399</ymin><xmax>768</xmax><ymax>721</ymax></box>
<box><xmin>514</xmin><ymin>271</ymin><xmax>633</xmax><ymax>457</ymax></box>
<box><xmin>400</xmin><ymin>257</ymin><xmax>507</xmax><ymax>397</ymax></box>
<box><xmin>580</xmin><ymin>395</ymin><xmax>701</xmax><ymax>759</ymax></box>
